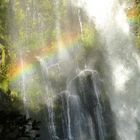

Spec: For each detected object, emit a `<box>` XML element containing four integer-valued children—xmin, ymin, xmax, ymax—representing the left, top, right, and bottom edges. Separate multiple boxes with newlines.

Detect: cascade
<box><xmin>8</xmin><ymin>0</ymin><xmax>140</xmax><ymax>140</ymax></box>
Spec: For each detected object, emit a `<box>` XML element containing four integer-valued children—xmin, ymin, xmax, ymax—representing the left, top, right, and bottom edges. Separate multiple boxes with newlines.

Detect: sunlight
<box><xmin>85</xmin><ymin>0</ymin><xmax>115</xmax><ymax>26</ymax></box>
<box><xmin>116</xmin><ymin>4</ymin><xmax>130</xmax><ymax>34</ymax></box>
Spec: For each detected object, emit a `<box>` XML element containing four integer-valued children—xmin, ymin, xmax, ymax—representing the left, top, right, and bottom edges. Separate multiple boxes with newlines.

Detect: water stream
<box><xmin>9</xmin><ymin>0</ymin><xmax>140</xmax><ymax>140</ymax></box>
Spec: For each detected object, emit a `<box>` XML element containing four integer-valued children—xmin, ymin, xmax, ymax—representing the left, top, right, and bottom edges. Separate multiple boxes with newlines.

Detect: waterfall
<box><xmin>78</xmin><ymin>0</ymin><xmax>140</xmax><ymax>140</ymax></box>
<box><xmin>78</xmin><ymin>9</ymin><xmax>83</xmax><ymax>34</ymax></box>
<box><xmin>8</xmin><ymin>0</ymin><xmax>140</xmax><ymax>140</ymax></box>
<box><xmin>19</xmin><ymin>51</ymin><xmax>29</xmax><ymax>117</ymax></box>
<box><xmin>67</xmin><ymin>69</ymin><xmax>106</xmax><ymax>140</ymax></box>
<box><xmin>37</xmin><ymin>58</ymin><xmax>59</xmax><ymax>139</ymax></box>
<box><xmin>37</xmin><ymin>56</ymin><xmax>115</xmax><ymax>140</ymax></box>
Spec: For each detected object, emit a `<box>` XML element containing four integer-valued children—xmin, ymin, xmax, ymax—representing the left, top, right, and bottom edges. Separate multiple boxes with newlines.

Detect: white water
<box><xmin>9</xmin><ymin>0</ymin><xmax>140</xmax><ymax>140</ymax></box>
<box><xmin>75</xmin><ymin>0</ymin><xmax>140</xmax><ymax>140</ymax></box>
<box><xmin>19</xmin><ymin>51</ymin><xmax>29</xmax><ymax>117</ymax></box>
<box><xmin>93</xmin><ymin>74</ymin><xmax>105</xmax><ymax>140</ymax></box>
<box><xmin>78</xmin><ymin>9</ymin><xmax>83</xmax><ymax>34</ymax></box>
<box><xmin>67</xmin><ymin>94</ymin><xmax>73</xmax><ymax>140</ymax></box>
<box><xmin>38</xmin><ymin>58</ymin><xmax>58</xmax><ymax>139</ymax></box>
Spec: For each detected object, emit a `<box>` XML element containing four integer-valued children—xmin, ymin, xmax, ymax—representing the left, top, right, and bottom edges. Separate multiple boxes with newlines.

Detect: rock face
<box><xmin>69</xmin><ymin>70</ymin><xmax>117</xmax><ymax>140</ymax></box>
<box><xmin>44</xmin><ymin>69</ymin><xmax>116</xmax><ymax>140</ymax></box>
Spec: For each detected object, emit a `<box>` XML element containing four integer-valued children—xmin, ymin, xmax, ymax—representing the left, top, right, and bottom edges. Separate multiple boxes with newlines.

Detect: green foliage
<box><xmin>0</xmin><ymin>0</ymin><xmax>10</xmax><ymax>92</ymax></box>
<box><xmin>79</xmin><ymin>24</ymin><xmax>96</xmax><ymax>48</ymax></box>
<box><xmin>0</xmin><ymin>44</ymin><xmax>9</xmax><ymax>92</ymax></box>
<box><xmin>0</xmin><ymin>79</ymin><xmax>8</xmax><ymax>93</ymax></box>
<box><xmin>0</xmin><ymin>0</ymin><xmax>8</xmax><ymax>37</ymax></box>
<box><xmin>0</xmin><ymin>44</ymin><xmax>5</xmax><ymax>66</ymax></box>
<box><xmin>136</xmin><ymin>28</ymin><xmax>140</xmax><ymax>48</ymax></box>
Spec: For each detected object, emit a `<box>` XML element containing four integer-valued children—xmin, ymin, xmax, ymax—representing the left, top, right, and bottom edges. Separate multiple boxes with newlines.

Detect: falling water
<box><xmin>8</xmin><ymin>0</ymin><xmax>140</xmax><ymax>140</ymax></box>
<box><xmin>79</xmin><ymin>0</ymin><xmax>140</xmax><ymax>140</ymax></box>
<box><xmin>37</xmin><ymin>58</ymin><xmax>58</xmax><ymax>139</ymax></box>
<box><xmin>19</xmin><ymin>51</ymin><xmax>29</xmax><ymax>117</ymax></box>
<box><xmin>66</xmin><ymin>94</ymin><xmax>72</xmax><ymax>140</ymax></box>
<box><xmin>78</xmin><ymin>9</ymin><xmax>83</xmax><ymax>34</ymax></box>
<box><xmin>92</xmin><ymin>72</ymin><xmax>105</xmax><ymax>140</ymax></box>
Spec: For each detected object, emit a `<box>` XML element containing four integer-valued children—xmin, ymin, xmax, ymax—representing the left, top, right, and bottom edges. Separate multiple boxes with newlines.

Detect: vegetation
<box><xmin>0</xmin><ymin>89</ymin><xmax>40</xmax><ymax>140</ymax></box>
<box><xmin>0</xmin><ymin>0</ymin><xmax>10</xmax><ymax>92</ymax></box>
<box><xmin>0</xmin><ymin>0</ymin><xmax>140</xmax><ymax>139</ymax></box>
<box><xmin>126</xmin><ymin>0</ymin><xmax>140</xmax><ymax>48</ymax></box>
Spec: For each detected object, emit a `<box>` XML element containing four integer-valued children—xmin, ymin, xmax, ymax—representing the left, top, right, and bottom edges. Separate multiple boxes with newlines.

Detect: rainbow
<box><xmin>8</xmin><ymin>62</ymin><xmax>34</xmax><ymax>82</ymax></box>
<box><xmin>127</xmin><ymin>6</ymin><xmax>139</xmax><ymax>24</ymax></box>
<box><xmin>8</xmin><ymin>32</ymin><xmax>80</xmax><ymax>82</ymax></box>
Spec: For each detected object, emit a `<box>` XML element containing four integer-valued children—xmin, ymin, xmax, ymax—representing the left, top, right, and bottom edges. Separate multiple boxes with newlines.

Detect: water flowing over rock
<box><xmin>8</xmin><ymin>0</ymin><xmax>140</xmax><ymax>140</ymax></box>
<box><xmin>39</xmin><ymin>69</ymin><xmax>116</xmax><ymax>140</ymax></box>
